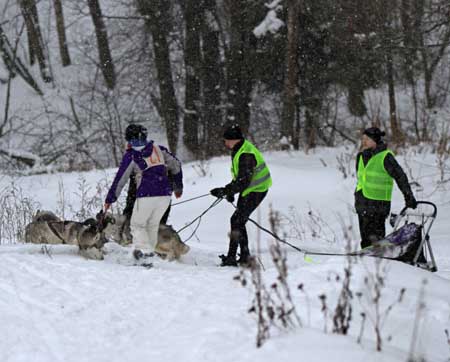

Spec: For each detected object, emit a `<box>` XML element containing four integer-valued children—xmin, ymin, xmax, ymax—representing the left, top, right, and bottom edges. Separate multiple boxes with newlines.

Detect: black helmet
<box><xmin>125</xmin><ymin>124</ymin><xmax>147</xmax><ymax>142</ymax></box>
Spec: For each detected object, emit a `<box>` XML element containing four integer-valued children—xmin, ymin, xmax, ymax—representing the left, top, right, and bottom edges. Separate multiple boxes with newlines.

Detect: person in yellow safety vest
<box><xmin>210</xmin><ymin>124</ymin><xmax>272</xmax><ymax>267</ymax></box>
<box><xmin>355</xmin><ymin>127</ymin><xmax>417</xmax><ymax>249</ymax></box>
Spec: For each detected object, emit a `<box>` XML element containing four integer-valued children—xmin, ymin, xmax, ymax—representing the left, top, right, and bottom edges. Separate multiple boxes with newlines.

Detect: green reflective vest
<box><xmin>232</xmin><ymin>140</ymin><xmax>272</xmax><ymax>197</ymax></box>
<box><xmin>356</xmin><ymin>150</ymin><xmax>394</xmax><ymax>201</ymax></box>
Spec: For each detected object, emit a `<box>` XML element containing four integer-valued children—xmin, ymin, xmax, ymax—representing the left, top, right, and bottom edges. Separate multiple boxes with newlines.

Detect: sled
<box><xmin>361</xmin><ymin>201</ymin><xmax>438</xmax><ymax>272</ymax></box>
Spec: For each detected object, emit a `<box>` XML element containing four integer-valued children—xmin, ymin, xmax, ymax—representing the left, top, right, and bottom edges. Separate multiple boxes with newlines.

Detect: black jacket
<box><xmin>355</xmin><ymin>142</ymin><xmax>414</xmax><ymax>216</ymax></box>
<box><xmin>224</xmin><ymin>139</ymin><xmax>257</xmax><ymax>196</ymax></box>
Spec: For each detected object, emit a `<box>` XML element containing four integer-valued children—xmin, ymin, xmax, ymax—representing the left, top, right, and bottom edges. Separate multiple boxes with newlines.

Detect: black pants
<box><xmin>358</xmin><ymin>212</ymin><xmax>387</xmax><ymax>249</ymax></box>
<box><xmin>227</xmin><ymin>191</ymin><xmax>267</xmax><ymax>259</ymax></box>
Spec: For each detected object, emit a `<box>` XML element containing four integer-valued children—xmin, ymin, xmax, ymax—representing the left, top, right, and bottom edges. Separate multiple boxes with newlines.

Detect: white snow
<box><xmin>0</xmin><ymin>147</ymin><xmax>449</xmax><ymax>362</ymax></box>
<box><xmin>253</xmin><ymin>2</ymin><xmax>284</xmax><ymax>38</ymax></box>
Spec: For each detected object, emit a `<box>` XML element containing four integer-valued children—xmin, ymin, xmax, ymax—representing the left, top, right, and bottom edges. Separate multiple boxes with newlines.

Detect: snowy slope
<box><xmin>0</xmin><ymin>148</ymin><xmax>449</xmax><ymax>362</ymax></box>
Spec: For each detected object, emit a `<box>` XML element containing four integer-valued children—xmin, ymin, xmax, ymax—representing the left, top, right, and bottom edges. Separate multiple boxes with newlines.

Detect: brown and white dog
<box><xmin>24</xmin><ymin>210</ymin><xmax>114</xmax><ymax>260</ymax></box>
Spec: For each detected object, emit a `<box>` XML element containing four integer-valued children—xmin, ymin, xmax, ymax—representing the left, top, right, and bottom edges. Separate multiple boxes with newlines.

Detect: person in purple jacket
<box><xmin>104</xmin><ymin>124</ymin><xmax>183</xmax><ymax>260</ymax></box>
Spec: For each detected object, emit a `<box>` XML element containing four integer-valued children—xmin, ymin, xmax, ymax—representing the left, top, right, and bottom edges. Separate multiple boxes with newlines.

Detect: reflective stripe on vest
<box><xmin>356</xmin><ymin>150</ymin><xmax>394</xmax><ymax>201</ymax></box>
<box><xmin>232</xmin><ymin>140</ymin><xmax>272</xmax><ymax>197</ymax></box>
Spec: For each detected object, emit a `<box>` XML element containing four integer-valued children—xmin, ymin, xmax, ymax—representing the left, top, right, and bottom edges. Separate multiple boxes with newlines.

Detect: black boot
<box><xmin>237</xmin><ymin>253</ymin><xmax>251</xmax><ymax>266</ymax></box>
<box><xmin>133</xmin><ymin>249</ymin><xmax>143</xmax><ymax>260</ymax></box>
<box><xmin>219</xmin><ymin>254</ymin><xmax>238</xmax><ymax>267</ymax></box>
<box><xmin>235</xmin><ymin>227</ymin><xmax>251</xmax><ymax>262</ymax></box>
<box><xmin>133</xmin><ymin>249</ymin><xmax>154</xmax><ymax>260</ymax></box>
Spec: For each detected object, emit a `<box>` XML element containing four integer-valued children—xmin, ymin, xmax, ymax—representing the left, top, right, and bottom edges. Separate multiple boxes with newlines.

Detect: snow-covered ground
<box><xmin>0</xmin><ymin>148</ymin><xmax>449</xmax><ymax>362</ymax></box>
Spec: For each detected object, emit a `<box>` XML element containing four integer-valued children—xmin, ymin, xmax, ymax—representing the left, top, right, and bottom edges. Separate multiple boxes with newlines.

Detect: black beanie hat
<box><xmin>223</xmin><ymin>124</ymin><xmax>244</xmax><ymax>140</ymax></box>
<box><xmin>363</xmin><ymin>127</ymin><xmax>385</xmax><ymax>144</ymax></box>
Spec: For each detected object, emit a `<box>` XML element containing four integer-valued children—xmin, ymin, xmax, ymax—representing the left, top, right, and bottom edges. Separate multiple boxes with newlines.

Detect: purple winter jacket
<box><xmin>105</xmin><ymin>141</ymin><xmax>183</xmax><ymax>204</ymax></box>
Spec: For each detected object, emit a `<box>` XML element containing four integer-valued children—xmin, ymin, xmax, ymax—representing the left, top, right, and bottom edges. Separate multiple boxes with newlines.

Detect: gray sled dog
<box><xmin>32</xmin><ymin>210</ymin><xmax>61</xmax><ymax>223</ymax></box>
<box><xmin>24</xmin><ymin>210</ymin><xmax>114</xmax><ymax>260</ymax></box>
<box><xmin>155</xmin><ymin>223</ymin><xmax>190</xmax><ymax>261</ymax></box>
<box><xmin>103</xmin><ymin>213</ymin><xmax>190</xmax><ymax>260</ymax></box>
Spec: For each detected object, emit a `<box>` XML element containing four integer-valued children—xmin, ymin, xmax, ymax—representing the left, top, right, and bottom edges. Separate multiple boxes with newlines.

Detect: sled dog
<box><xmin>103</xmin><ymin>213</ymin><xmax>190</xmax><ymax>260</ymax></box>
<box><xmin>24</xmin><ymin>211</ymin><xmax>114</xmax><ymax>260</ymax></box>
<box><xmin>32</xmin><ymin>210</ymin><xmax>61</xmax><ymax>223</ymax></box>
<box><xmin>154</xmin><ymin>223</ymin><xmax>190</xmax><ymax>261</ymax></box>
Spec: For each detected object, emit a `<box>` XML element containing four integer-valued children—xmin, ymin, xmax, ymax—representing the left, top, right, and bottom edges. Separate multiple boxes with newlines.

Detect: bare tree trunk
<box><xmin>137</xmin><ymin>0</ymin><xmax>179</xmax><ymax>153</ymax></box>
<box><xmin>225</xmin><ymin>0</ymin><xmax>256</xmax><ymax>133</ymax></box>
<box><xmin>292</xmin><ymin>96</ymin><xmax>301</xmax><ymax>149</ymax></box>
<box><xmin>400</xmin><ymin>0</ymin><xmax>423</xmax><ymax>141</ymax></box>
<box><xmin>386</xmin><ymin>47</ymin><xmax>402</xmax><ymax>143</ymax></box>
<box><xmin>0</xmin><ymin>24</ymin><xmax>43</xmax><ymax>95</ymax></box>
<box><xmin>53</xmin><ymin>0</ymin><xmax>71</xmax><ymax>66</ymax></box>
<box><xmin>281</xmin><ymin>0</ymin><xmax>300</xmax><ymax>145</ymax></box>
<box><xmin>3</xmin><ymin>25</ymin><xmax>24</xmax><ymax>131</ymax></box>
<box><xmin>422</xmin><ymin>62</ymin><xmax>434</xmax><ymax>108</ymax></box>
<box><xmin>417</xmin><ymin>0</ymin><xmax>450</xmax><ymax>109</ymax></box>
<box><xmin>347</xmin><ymin>77</ymin><xmax>367</xmax><ymax>117</ymax></box>
<box><xmin>183</xmin><ymin>0</ymin><xmax>202</xmax><ymax>156</ymax></box>
<box><xmin>87</xmin><ymin>0</ymin><xmax>116</xmax><ymax>89</ymax></box>
<box><xmin>304</xmin><ymin>97</ymin><xmax>320</xmax><ymax>150</ymax></box>
<box><xmin>421</xmin><ymin>28</ymin><xmax>450</xmax><ymax>109</ymax></box>
<box><xmin>19</xmin><ymin>0</ymin><xmax>52</xmax><ymax>82</ymax></box>
<box><xmin>400</xmin><ymin>0</ymin><xmax>418</xmax><ymax>82</ymax></box>
<box><xmin>23</xmin><ymin>9</ymin><xmax>35</xmax><ymax>64</ymax></box>
<box><xmin>203</xmin><ymin>0</ymin><xmax>223</xmax><ymax>155</ymax></box>
<box><xmin>380</xmin><ymin>0</ymin><xmax>403</xmax><ymax>144</ymax></box>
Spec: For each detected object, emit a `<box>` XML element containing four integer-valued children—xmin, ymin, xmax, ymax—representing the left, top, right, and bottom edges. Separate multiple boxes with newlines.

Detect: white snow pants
<box><xmin>130</xmin><ymin>196</ymin><xmax>171</xmax><ymax>253</ymax></box>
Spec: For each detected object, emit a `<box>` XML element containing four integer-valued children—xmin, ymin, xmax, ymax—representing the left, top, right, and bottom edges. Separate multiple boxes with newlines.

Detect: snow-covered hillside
<box><xmin>0</xmin><ymin>148</ymin><xmax>449</xmax><ymax>362</ymax></box>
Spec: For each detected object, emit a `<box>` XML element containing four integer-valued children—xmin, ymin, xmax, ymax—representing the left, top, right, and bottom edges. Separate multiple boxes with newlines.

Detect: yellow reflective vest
<box><xmin>356</xmin><ymin>150</ymin><xmax>394</xmax><ymax>201</ymax></box>
<box><xmin>232</xmin><ymin>140</ymin><xmax>272</xmax><ymax>197</ymax></box>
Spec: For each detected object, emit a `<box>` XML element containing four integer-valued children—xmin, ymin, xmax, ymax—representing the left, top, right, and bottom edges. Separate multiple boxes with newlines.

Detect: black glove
<box><xmin>223</xmin><ymin>184</ymin><xmax>235</xmax><ymax>203</ymax></box>
<box><xmin>226</xmin><ymin>194</ymin><xmax>235</xmax><ymax>203</ymax></box>
<box><xmin>210</xmin><ymin>187</ymin><xmax>226</xmax><ymax>198</ymax></box>
<box><xmin>405</xmin><ymin>194</ymin><xmax>418</xmax><ymax>209</ymax></box>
